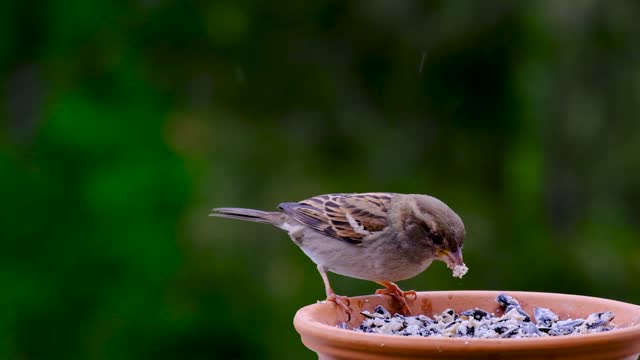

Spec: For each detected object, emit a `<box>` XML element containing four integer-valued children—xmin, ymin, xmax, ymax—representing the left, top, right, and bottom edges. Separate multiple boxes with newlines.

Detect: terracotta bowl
<box><xmin>293</xmin><ymin>291</ymin><xmax>640</xmax><ymax>360</ymax></box>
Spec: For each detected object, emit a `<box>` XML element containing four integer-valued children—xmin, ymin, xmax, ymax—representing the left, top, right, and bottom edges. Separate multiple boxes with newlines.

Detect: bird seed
<box><xmin>452</xmin><ymin>264</ymin><xmax>469</xmax><ymax>279</ymax></box>
<box><xmin>345</xmin><ymin>293</ymin><xmax>616</xmax><ymax>338</ymax></box>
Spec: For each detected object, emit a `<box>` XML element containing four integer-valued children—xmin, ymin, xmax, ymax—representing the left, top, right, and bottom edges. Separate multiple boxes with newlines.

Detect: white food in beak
<box><xmin>452</xmin><ymin>263</ymin><xmax>469</xmax><ymax>278</ymax></box>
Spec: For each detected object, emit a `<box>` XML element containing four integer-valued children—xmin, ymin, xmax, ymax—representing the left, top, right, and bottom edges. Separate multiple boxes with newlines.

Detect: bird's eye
<box><xmin>431</xmin><ymin>233</ymin><xmax>444</xmax><ymax>246</ymax></box>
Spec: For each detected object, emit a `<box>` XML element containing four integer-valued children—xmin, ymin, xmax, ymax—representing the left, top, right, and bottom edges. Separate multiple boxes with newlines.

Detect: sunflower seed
<box><xmin>347</xmin><ymin>293</ymin><xmax>616</xmax><ymax>339</ymax></box>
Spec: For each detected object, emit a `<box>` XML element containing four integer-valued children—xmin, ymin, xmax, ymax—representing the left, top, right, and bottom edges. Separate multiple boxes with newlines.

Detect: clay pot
<box><xmin>294</xmin><ymin>291</ymin><xmax>640</xmax><ymax>360</ymax></box>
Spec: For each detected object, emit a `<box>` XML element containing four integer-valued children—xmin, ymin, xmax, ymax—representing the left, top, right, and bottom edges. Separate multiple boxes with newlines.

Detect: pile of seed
<box><xmin>344</xmin><ymin>293</ymin><xmax>615</xmax><ymax>338</ymax></box>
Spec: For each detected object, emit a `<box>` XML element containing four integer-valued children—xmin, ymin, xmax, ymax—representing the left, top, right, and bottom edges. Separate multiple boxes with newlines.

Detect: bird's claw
<box><xmin>327</xmin><ymin>294</ymin><xmax>352</xmax><ymax>321</ymax></box>
<box><xmin>403</xmin><ymin>289</ymin><xmax>417</xmax><ymax>300</ymax></box>
<box><xmin>375</xmin><ymin>281</ymin><xmax>415</xmax><ymax>315</ymax></box>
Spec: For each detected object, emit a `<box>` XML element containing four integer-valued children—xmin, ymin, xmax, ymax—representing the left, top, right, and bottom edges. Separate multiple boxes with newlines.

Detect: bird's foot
<box><xmin>317</xmin><ymin>265</ymin><xmax>352</xmax><ymax>321</ymax></box>
<box><xmin>326</xmin><ymin>291</ymin><xmax>352</xmax><ymax>321</ymax></box>
<box><xmin>375</xmin><ymin>281</ymin><xmax>415</xmax><ymax>315</ymax></box>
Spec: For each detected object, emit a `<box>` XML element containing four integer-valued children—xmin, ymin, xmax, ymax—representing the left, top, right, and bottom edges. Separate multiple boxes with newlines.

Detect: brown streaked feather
<box><xmin>278</xmin><ymin>193</ymin><xmax>392</xmax><ymax>244</ymax></box>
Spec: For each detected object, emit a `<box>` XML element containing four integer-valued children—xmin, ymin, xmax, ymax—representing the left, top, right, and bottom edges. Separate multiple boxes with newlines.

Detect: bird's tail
<box><xmin>209</xmin><ymin>207</ymin><xmax>283</xmax><ymax>225</ymax></box>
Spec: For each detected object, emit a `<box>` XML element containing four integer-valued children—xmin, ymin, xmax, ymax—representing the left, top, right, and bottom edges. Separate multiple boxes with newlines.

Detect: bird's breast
<box><xmin>291</xmin><ymin>227</ymin><xmax>435</xmax><ymax>282</ymax></box>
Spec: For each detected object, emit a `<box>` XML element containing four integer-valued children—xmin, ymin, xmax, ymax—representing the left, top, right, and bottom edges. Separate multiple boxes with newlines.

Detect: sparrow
<box><xmin>209</xmin><ymin>192</ymin><xmax>466</xmax><ymax>316</ymax></box>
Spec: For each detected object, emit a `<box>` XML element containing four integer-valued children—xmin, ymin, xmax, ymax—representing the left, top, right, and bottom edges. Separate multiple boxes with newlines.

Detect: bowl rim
<box><xmin>294</xmin><ymin>290</ymin><xmax>640</xmax><ymax>353</ymax></box>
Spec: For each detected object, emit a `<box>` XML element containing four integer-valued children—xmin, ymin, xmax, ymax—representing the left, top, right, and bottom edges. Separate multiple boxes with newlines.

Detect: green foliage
<box><xmin>1</xmin><ymin>1</ymin><xmax>639</xmax><ymax>359</ymax></box>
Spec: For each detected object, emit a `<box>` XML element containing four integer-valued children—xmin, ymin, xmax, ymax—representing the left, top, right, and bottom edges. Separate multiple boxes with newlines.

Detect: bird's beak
<box><xmin>436</xmin><ymin>247</ymin><xmax>464</xmax><ymax>269</ymax></box>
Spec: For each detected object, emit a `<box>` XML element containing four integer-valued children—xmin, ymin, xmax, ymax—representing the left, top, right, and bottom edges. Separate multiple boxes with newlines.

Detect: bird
<box><xmin>209</xmin><ymin>192</ymin><xmax>466</xmax><ymax>316</ymax></box>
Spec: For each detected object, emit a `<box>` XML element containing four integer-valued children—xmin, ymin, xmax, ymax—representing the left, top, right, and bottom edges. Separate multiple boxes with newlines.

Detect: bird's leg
<box><xmin>374</xmin><ymin>280</ymin><xmax>416</xmax><ymax>315</ymax></box>
<box><xmin>317</xmin><ymin>265</ymin><xmax>351</xmax><ymax>319</ymax></box>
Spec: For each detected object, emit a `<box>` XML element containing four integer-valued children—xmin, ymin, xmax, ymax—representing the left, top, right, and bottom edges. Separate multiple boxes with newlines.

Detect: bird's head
<box><xmin>404</xmin><ymin>195</ymin><xmax>466</xmax><ymax>269</ymax></box>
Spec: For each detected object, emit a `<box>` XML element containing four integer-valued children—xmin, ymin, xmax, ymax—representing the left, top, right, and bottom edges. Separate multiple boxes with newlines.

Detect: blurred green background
<box><xmin>2</xmin><ymin>1</ymin><xmax>640</xmax><ymax>359</ymax></box>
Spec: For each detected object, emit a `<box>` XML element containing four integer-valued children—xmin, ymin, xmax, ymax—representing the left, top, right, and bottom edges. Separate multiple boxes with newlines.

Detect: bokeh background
<box><xmin>2</xmin><ymin>1</ymin><xmax>640</xmax><ymax>359</ymax></box>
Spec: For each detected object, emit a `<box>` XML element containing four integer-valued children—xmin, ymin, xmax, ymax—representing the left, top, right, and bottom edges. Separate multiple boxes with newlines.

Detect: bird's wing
<box><xmin>278</xmin><ymin>193</ymin><xmax>392</xmax><ymax>244</ymax></box>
